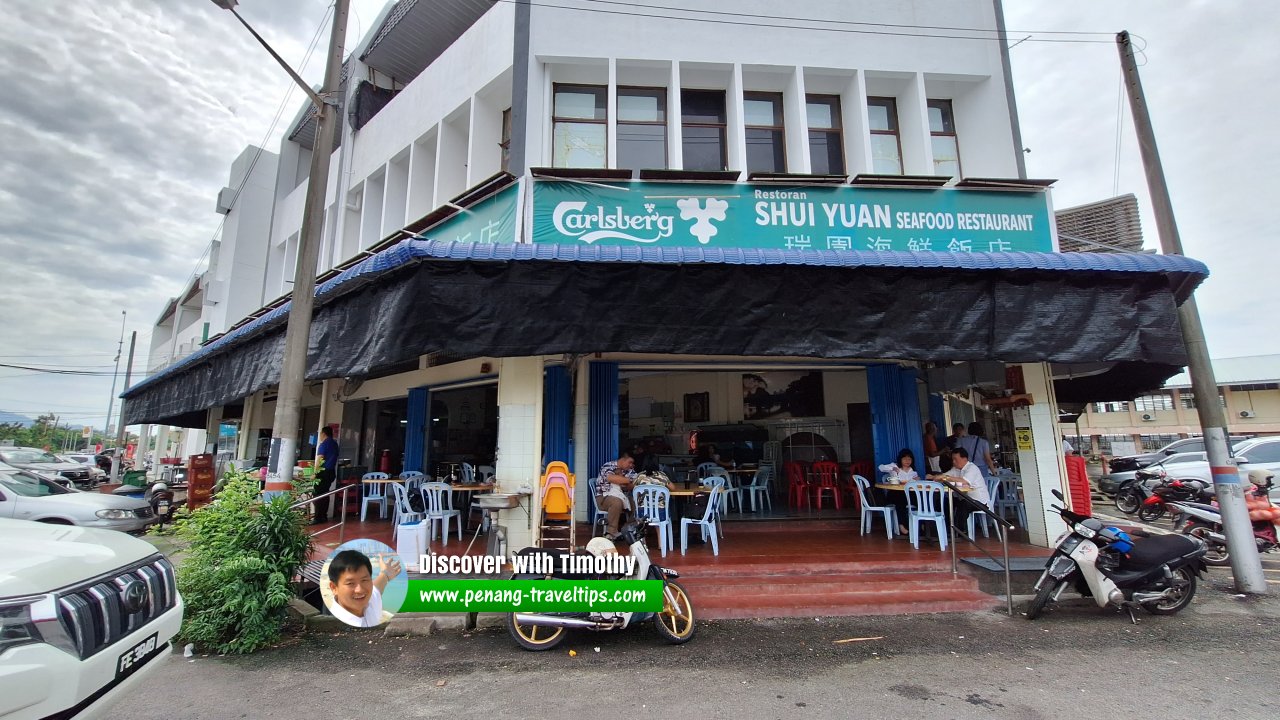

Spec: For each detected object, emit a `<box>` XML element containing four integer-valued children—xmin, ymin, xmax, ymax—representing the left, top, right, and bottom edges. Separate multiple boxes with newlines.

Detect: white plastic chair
<box><xmin>698</xmin><ymin>476</ymin><xmax>727</xmax><ymax>536</ymax></box>
<box><xmin>388</xmin><ymin>481</ymin><xmax>423</xmax><ymax>526</ymax></box>
<box><xmin>966</xmin><ymin>475</ymin><xmax>1001</xmax><ymax>539</ymax></box>
<box><xmin>742</xmin><ymin>467</ymin><xmax>773</xmax><ymax>513</ymax></box>
<box><xmin>680</xmin><ymin>486</ymin><xmax>722</xmax><ymax>556</ymax></box>
<box><xmin>422</xmin><ymin>482</ymin><xmax>462</xmax><ymax>545</ymax></box>
<box><xmin>995</xmin><ymin>475</ymin><xmax>1027</xmax><ymax>527</ymax></box>
<box><xmin>360</xmin><ymin>472</ymin><xmax>390</xmax><ymax>521</ymax></box>
<box><xmin>853</xmin><ymin>475</ymin><xmax>898</xmax><ymax>539</ymax></box>
<box><xmin>399</xmin><ymin>471</ymin><xmax>425</xmax><ymax>497</ymax></box>
<box><xmin>475</xmin><ymin>465</ymin><xmax>495</xmax><ymax>484</ymax></box>
<box><xmin>905</xmin><ymin>480</ymin><xmax>948</xmax><ymax>551</ymax></box>
<box><xmin>632</xmin><ymin>485</ymin><xmax>672</xmax><ymax>557</ymax></box>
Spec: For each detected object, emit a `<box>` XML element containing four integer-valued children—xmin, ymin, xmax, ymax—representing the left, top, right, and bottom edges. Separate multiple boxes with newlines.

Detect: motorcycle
<box><xmin>505</xmin><ymin>517</ymin><xmax>696</xmax><ymax>650</ymax></box>
<box><xmin>1027</xmin><ymin>488</ymin><xmax>1208</xmax><ymax>623</ymax></box>
<box><xmin>1136</xmin><ymin>473</ymin><xmax>1215</xmax><ymax>523</ymax></box>
<box><xmin>145</xmin><ymin>481</ymin><xmax>177</xmax><ymax>525</ymax></box>
<box><xmin>1170</xmin><ymin>470</ymin><xmax>1279</xmax><ymax>567</ymax></box>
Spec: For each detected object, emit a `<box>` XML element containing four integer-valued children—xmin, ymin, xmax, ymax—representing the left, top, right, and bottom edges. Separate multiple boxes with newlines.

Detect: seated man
<box><xmin>927</xmin><ymin>447</ymin><xmax>991</xmax><ymax>523</ymax></box>
<box><xmin>595</xmin><ymin>451</ymin><xmax>638</xmax><ymax>540</ymax></box>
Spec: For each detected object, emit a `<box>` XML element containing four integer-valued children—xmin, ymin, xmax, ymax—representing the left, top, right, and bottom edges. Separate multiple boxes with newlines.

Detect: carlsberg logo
<box><xmin>553</xmin><ymin>202</ymin><xmax>675</xmax><ymax>244</ymax></box>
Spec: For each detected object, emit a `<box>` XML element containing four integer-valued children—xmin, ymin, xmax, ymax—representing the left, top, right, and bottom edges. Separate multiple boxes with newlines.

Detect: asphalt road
<box><xmin>107</xmin><ymin>582</ymin><xmax>1280</xmax><ymax>720</ymax></box>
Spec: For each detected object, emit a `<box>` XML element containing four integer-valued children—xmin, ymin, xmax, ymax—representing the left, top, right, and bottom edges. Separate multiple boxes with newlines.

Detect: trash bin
<box><xmin>121</xmin><ymin>470</ymin><xmax>148</xmax><ymax>488</ymax></box>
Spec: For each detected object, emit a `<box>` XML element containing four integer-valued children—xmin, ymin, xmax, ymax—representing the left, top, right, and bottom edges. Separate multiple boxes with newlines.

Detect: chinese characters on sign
<box><xmin>423</xmin><ymin>184</ymin><xmax>519</xmax><ymax>245</ymax></box>
<box><xmin>532</xmin><ymin>180</ymin><xmax>1054</xmax><ymax>253</ymax></box>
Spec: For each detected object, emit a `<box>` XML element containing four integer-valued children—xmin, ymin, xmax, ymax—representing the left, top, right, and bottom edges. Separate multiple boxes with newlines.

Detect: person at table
<box><xmin>923</xmin><ymin>421</ymin><xmax>943</xmax><ymax>473</ymax></box>
<box><xmin>877</xmin><ymin>448</ymin><xmax>918</xmax><ymax>536</ymax></box>
<box><xmin>927</xmin><ymin>447</ymin><xmax>992</xmax><ymax>523</ymax></box>
<box><xmin>692</xmin><ymin>443</ymin><xmax>729</xmax><ymax>469</ymax></box>
<box><xmin>596</xmin><ymin>451</ymin><xmax>638</xmax><ymax>540</ymax></box>
<box><xmin>955</xmin><ymin>422</ymin><xmax>998</xmax><ymax>479</ymax></box>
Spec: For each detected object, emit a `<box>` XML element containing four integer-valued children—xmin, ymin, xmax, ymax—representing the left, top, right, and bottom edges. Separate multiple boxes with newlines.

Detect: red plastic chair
<box><xmin>785</xmin><ymin>461</ymin><xmax>810</xmax><ymax>509</ymax></box>
<box><xmin>810</xmin><ymin>461</ymin><xmax>842</xmax><ymax>510</ymax></box>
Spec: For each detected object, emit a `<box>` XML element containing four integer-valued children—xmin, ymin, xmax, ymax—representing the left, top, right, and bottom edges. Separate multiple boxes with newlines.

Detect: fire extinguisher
<box><xmin>380</xmin><ymin>449</ymin><xmax>391</xmax><ymax>474</ymax></box>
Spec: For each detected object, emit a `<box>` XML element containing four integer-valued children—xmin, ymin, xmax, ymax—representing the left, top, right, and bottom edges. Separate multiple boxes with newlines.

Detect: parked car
<box><xmin>1109</xmin><ymin>438</ymin><xmax>1280</xmax><ymax>504</ymax></box>
<box><xmin>1106</xmin><ymin>435</ymin><xmax>1249</xmax><ymax>474</ymax></box>
<box><xmin>0</xmin><ymin>517</ymin><xmax>183</xmax><ymax>719</ymax></box>
<box><xmin>0</xmin><ymin>447</ymin><xmax>94</xmax><ymax>489</ymax></box>
<box><xmin>0</xmin><ymin>462</ymin><xmax>156</xmax><ymax>533</ymax></box>
<box><xmin>1098</xmin><ymin>451</ymin><xmax>1212</xmax><ymax>495</ymax></box>
<box><xmin>59</xmin><ymin>453</ymin><xmax>107</xmax><ymax>485</ymax></box>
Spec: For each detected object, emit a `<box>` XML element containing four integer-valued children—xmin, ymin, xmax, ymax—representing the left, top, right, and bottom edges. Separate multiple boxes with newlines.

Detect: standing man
<box><xmin>313</xmin><ymin>425</ymin><xmax>339</xmax><ymax>524</ymax></box>
<box><xmin>595</xmin><ymin>451</ymin><xmax>638</xmax><ymax>540</ymax></box>
<box><xmin>940</xmin><ymin>423</ymin><xmax>966</xmax><ymax>472</ymax></box>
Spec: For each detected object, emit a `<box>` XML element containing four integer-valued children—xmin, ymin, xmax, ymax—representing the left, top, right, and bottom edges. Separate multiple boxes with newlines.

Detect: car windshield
<box><xmin>1</xmin><ymin>448</ymin><xmax>60</xmax><ymax>464</ymax></box>
<box><xmin>0</xmin><ymin>472</ymin><xmax>72</xmax><ymax>497</ymax></box>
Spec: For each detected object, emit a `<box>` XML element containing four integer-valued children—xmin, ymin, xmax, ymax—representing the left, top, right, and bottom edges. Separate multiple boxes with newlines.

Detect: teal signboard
<box><xmin>422</xmin><ymin>183</ymin><xmax>519</xmax><ymax>244</ymax></box>
<box><xmin>531</xmin><ymin>180</ymin><xmax>1053</xmax><ymax>253</ymax></box>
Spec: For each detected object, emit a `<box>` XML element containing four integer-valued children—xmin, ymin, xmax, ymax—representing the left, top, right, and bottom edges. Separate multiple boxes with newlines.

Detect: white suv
<box><xmin>0</xmin><ymin>519</ymin><xmax>183</xmax><ymax>719</ymax></box>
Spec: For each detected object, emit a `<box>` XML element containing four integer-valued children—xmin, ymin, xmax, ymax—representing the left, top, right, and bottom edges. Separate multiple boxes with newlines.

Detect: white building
<box><xmin>128</xmin><ymin>0</ymin><xmax>1207</xmax><ymax>561</ymax></box>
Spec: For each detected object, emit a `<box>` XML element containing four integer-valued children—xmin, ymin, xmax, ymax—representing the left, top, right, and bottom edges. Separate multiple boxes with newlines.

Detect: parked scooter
<box><xmin>1027</xmin><ymin>489</ymin><xmax>1208</xmax><ymax>623</ymax></box>
<box><xmin>505</xmin><ymin>518</ymin><xmax>695</xmax><ymax>650</ymax></box>
<box><xmin>145</xmin><ymin>481</ymin><xmax>177</xmax><ymax>525</ymax></box>
<box><xmin>1170</xmin><ymin>470</ymin><xmax>1279</xmax><ymax>567</ymax></box>
<box><xmin>1137</xmin><ymin>473</ymin><xmax>1215</xmax><ymax>523</ymax></box>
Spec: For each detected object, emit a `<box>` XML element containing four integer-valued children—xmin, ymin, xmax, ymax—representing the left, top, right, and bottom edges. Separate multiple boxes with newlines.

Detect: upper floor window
<box><xmin>744</xmin><ymin>91</ymin><xmax>786</xmax><ymax>173</ymax></box>
<box><xmin>806</xmin><ymin>95</ymin><xmax>844</xmax><ymax>175</ymax></box>
<box><xmin>617</xmin><ymin>87</ymin><xmax>667</xmax><ymax>170</ymax></box>
<box><xmin>681</xmin><ymin>89</ymin><xmax>727</xmax><ymax>171</ymax></box>
<box><xmin>928</xmin><ymin>99</ymin><xmax>961</xmax><ymax>177</ymax></box>
<box><xmin>552</xmin><ymin>84</ymin><xmax>606</xmax><ymax>168</ymax></box>
<box><xmin>1134</xmin><ymin>392</ymin><xmax>1175</xmax><ymax>412</ymax></box>
<box><xmin>1092</xmin><ymin>401</ymin><xmax>1130</xmax><ymax>414</ymax></box>
<box><xmin>866</xmin><ymin>96</ymin><xmax>902</xmax><ymax>175</ymax></box>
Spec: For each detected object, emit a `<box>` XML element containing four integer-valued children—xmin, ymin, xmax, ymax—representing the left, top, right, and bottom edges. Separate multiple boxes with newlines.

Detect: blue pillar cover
<box><xmin>867</xmin><ymin>365</ymin><xmax>925</xmax><ymax>468</ymax></box>
<box><xmin>587</xmin><ymin>362</ymin><xmax>620</xmax><ymax>515</ymax></box>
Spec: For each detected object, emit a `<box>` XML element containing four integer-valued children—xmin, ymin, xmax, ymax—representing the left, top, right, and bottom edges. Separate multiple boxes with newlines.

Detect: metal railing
<box><xmin>289</xmin><ymin>484</ymin><xmax>352</xmax><ymax>544</ymax></box>
<box><xmin>937</xmin><ymin>479</ymin><xmax>1018</xmax><ymax>616</ymax></box>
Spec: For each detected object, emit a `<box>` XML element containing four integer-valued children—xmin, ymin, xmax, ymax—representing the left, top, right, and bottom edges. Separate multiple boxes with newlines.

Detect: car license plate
<box><xmin>116</xmin><ymin>633</ymin><xmax>161</xmax><ymax>680</ymax></box>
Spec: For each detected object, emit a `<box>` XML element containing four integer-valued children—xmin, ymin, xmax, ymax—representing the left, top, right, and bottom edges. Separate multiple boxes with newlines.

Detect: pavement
<box><xmin>106</xmin><ymin>577</ymin><xmax>1280</xmax><ymax>720</ymax></box>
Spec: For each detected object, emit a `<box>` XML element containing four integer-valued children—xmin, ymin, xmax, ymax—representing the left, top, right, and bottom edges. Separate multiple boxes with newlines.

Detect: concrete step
<box><xmin>666</xmin><ymin>556</ymin><xmax>955</xmax><ymax>577</ymax></box>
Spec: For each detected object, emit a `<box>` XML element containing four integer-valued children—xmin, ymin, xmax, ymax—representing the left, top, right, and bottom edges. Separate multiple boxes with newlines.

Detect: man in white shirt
<box><xmin>1062</xmin><ymin>437</ymin><xmax>1075</xmax><ymax>455</ymax></box>
<box><xmin>326</xmin><ymin>549</ymin><xmax>403</xmax><ymax>627</ymax></box>
<box><xmin>928</xmin><ymin>447</ymin><xmax>991</xmax><ymax>521</ymax></box>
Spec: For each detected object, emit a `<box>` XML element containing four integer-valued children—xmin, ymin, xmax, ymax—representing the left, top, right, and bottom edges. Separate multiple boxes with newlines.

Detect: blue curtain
<box><xmin>867</xmin><ymin>365</ymin><xmax>925</xmax><ymax>468</ymax></box>
<box><xmin>404</xmin><ymin>386</ymin><xmax>429</xmax><ymax>473</ymax></box>
<box><xmin>543</xmin><ymin>365</ymin><xmax>573</xmax><ymax>471</ymax></box>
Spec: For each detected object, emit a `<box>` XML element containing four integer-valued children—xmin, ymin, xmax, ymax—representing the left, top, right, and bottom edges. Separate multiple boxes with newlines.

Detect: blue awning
<box><xmin>123</xmin><ymin>239</ymin><xmax>1207</xmax><ymax>426</ymax></box>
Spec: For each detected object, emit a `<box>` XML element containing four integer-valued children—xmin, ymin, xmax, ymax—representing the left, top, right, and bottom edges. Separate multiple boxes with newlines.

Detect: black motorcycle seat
<box><xmin>1121</xmin><ymin>533</ymin><xmax>1199</xmax><ymax>570</ymax></box>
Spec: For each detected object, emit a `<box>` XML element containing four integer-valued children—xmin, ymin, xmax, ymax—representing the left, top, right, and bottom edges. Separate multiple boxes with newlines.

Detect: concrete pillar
<box><xmin>1012</xmin><ymin>363</ymin><xmax>1069</xmax><ymax>547</ymax></box>
<box><xmin>238</xmin><ymin>392</ymin><xmax>261</xmax><ymax>461</ymax></box>
<box><xmin>135</xmin><ymin>424</ymin><xmax>151</xmax><ymax>477</ymax></box>
<box><xmin>205</xmin><ymin>407</ymin><xmax>223</xmax><ymax>455</ymax></box>
<box><xmin>572</xmin><ymin>356</ymin><xmax>591</xmax><ymax>521</ymax></box>
<box><xmin>495</xmin><ymin>357</ymin><xmax>544</xmax><ymax>553</ymax></box>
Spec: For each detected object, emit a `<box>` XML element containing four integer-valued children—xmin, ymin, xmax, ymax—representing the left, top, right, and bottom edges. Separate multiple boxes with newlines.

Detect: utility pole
<box><xmin>103</xmin><ymin>310</ymin><xmax>126</xmax><ymax>449</ymax></box>
<box><xmin>1117</xmin><ymin>31</ymin><xmax>1266</xmax><ymax>593</ymax></box>
<box><xmin>110</xmin><ymin>332</ymin><xmax>137</xmax><ymax>483</ymax></box>
<box><xmin>212</xmin><ymin>0</ymin><xmax>350</xmax><ymax>489</ymax></box>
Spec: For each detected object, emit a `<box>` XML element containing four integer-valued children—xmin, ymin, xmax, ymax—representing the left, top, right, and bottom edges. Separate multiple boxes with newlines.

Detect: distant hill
<box><xmin>0</xmin><ymin>411</ymin><xmax>35</xmax><ymax>427</ymax></box>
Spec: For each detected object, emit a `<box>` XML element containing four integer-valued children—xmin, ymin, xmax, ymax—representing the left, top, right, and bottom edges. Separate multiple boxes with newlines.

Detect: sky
<box><xmin>0</xmin><ymin>0</ymin><xmax>1276</xmax><ymax>432</ymax></box>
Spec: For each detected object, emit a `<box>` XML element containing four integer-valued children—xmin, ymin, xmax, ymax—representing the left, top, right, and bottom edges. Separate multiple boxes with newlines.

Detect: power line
<box><xmin>491</xmin><ymin>0</ymin><xmax>1117</xmax><ymax>44</ymax></box>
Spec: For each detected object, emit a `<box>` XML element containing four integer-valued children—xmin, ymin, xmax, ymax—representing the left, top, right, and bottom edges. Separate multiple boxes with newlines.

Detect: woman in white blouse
<box><xmin>876</xmin><ymin>448</ymin><xmax>919</xmax><ymax>536</ymax></box>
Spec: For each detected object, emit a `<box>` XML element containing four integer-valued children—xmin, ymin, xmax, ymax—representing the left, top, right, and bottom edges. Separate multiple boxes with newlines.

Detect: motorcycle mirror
<box><xmin>1051</xmin><ymin>489</ymin><xmax>1064</xmax><ymax>501</ymax></box>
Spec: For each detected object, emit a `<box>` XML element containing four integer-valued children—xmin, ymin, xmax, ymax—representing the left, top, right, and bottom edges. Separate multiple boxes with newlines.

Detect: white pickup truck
<box><xmin>0</xmin><ymin>519</ymin><xmax>183</xmax><ymax>719</ymax></box>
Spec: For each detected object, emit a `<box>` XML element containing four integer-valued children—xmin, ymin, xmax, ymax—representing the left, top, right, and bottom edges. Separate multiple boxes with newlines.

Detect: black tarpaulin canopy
<box><xmin>122</xmin><ymin>240</ymin><xmax>1208</xmax><ymax>427</ymax></box>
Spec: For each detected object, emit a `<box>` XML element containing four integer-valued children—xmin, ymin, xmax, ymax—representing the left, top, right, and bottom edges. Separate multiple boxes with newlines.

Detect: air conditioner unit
<box><xmin>1240</xmin><ymin>410</ymin><xmax>1257</xmax><ymax>419</ymax></box>
<box><xmin>1140</xmin><ymin>413</ymin><xmax>1155</xmax><ymax>422</ymax></box>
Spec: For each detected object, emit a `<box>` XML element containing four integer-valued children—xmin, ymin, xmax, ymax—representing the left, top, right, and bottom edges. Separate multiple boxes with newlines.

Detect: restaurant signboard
<box><xmin>531</xmin><ymin>180</ymin><xmax>1054</xmax><ymax>253</ymax></box>
<box><xmin>422</xmin><ymin>183</ymin><xmax>519</xmax><ymax>245</ymax></box>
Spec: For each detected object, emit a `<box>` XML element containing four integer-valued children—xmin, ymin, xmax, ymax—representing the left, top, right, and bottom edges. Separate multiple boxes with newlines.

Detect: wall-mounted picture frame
<box><xmin>684</xmin><ymin>392</ymin><xmax>710</xmax><ymax>423</ymax></box>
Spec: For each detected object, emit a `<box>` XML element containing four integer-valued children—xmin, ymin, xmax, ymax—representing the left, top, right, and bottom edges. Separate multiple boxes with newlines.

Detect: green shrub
<box><xmin>174</xmin><ymin>469</ymin><xmax>314</xmax><ymax>654</ymax></box>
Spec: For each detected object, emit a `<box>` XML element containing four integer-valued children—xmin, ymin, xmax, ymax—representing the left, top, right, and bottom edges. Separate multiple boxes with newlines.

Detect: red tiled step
<box><xmin>679</xmin><ymin>571</ymin><xmax>980</xmax><ymax>598</ymax></box>
<box><xmin>666</xmin><ymin>556</ymin><xmax>956</xmax><ymax>577</ymax></box>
